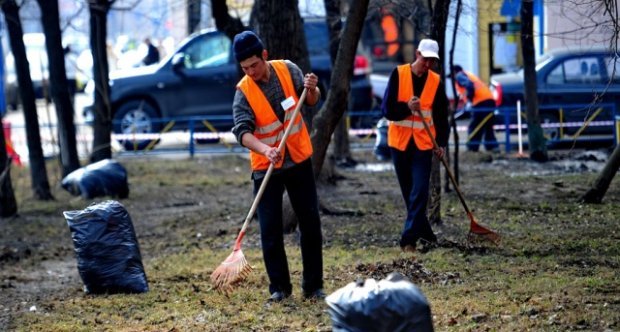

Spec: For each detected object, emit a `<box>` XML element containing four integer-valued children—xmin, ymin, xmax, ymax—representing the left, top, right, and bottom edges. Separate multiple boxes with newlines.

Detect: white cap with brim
<box><xmin>417</xmin><ymin>39</ymin><xmax>440</xmax><ymax>59</ymax></box>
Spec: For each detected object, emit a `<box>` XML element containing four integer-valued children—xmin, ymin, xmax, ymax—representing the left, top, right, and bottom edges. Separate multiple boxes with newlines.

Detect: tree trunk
<box><xmin>88</xmin><ymin>0</ymin><xmax>114</xmax><ymax>162</ymax></box>
<box><xmin>2</xmin><ymin>0</ymin><xmax>53</xmax><ymax>200</ymax></box>
<box><xmin>187</xmin><ymin>0</ymin><xmax>201</xmax><ymax>34</ymax></box>
<box><xmin>252</xmin><ymin>0</ymin><xmax>311</xmax><ymax>74</ymax></box>
<box><xmin>211</xmin><ymin>0</ymin><xmax>245</xmax><ymax>40</ymax></box>
<box><xmin>521</xmin><ymin>0</ymin><xmax>548</xmax><ymax>162</ymax></box>
<box><xmin>0</xmin><ymin>124</ymin><xmax>17</xmax><ymax>218</ymax></box>
<box><xmin>325</xmin><ymin>0</ymin><xmax>353</xmax><ymax>166</ymax></box>
<box><xmin>37</xmin><ymin>0</ymin><xmax>81</xmax><ymax>177</ymax></box>
<box><xmin>448</xmin><ymin>0</ymin><xmax>463</xmax><ymax>188</ymax></box>
<box><xmin>581</xmin><ymin>145</ymin><xmax>620</xmax><ymax>203</ymax></box>
<box><xmin>427</xmin><ymin>0</ymin><xmax>451</xmax><ymax>225</ymax></box>
<box><xmin>310</xmin><ymin>0</ymin><xmax>369</xmax><ymax>177</ymax></box>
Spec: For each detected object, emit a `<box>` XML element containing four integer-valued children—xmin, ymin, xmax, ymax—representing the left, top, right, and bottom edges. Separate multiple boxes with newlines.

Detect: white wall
<box><xmin>444</xmin><ymin>0</ymin><xmax>479</xmax><ymax>99</ymax></box>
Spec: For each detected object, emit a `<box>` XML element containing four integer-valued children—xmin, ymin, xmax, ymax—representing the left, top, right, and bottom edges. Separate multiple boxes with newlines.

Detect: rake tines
<box><xmin>467</xmin><ymin>212</ymin><xmax>501</xmax><ymax>245</ymax></box>
<box><xmin>210</xmin><ymin>248</ymin><xmax>253</xmax><ymax>292</ymax></box>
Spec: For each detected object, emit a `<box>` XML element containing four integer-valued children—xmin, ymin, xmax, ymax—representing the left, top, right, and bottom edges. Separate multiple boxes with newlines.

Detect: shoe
<box><xmin>419</xmin><ymin>238</ymin><xmax>438</xmax><ymax>253</ymax></box>
<box><xmin>268</xmin><ymin>291</ymin><xmax>290</xmax><ymax>302</ymax></box>
<box><xmin>401</xmin><ymin>244</ymin><xmax>416</xmax><ymax>253</ymax></box>
<box><xmin>303</xmin><ymin>288</ymin><xmax>326</xmax><ymax>300</ymax></box>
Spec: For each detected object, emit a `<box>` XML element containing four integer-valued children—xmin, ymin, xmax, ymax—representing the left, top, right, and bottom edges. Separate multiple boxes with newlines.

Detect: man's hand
<box><xmin>304</xmin><ymin>73</ymin><xmax>320</xmax><ymax>105</ymax></box>
<box><xmin>407</xmin><ymin>96</ymin><xmax>420</xmax><ymax>113</ymax></box>
<box><xmin>263</xmin><ymin>146</ymin><xmax>282</xmax><ymax>164</ymax></box>
<box><xmin>433</xmin><ymin>146</ymin><xmax>445</xmax><ymax>160</ymax></box>
<box><xmin>304</xmin><ymin>73</ymin><xmax>318</xmax><ymax>90</ymax></box>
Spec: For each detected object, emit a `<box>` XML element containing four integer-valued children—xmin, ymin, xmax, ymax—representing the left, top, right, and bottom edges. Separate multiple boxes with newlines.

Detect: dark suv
<box><xmin>95</xmin><ymin>19</ymin><xmax>373</xmax><ymax>150</ymax></box>
<box><xmin>490</xmin><ymin>47</ymin><xmax>620</xmax><ymax>145</ymax></box>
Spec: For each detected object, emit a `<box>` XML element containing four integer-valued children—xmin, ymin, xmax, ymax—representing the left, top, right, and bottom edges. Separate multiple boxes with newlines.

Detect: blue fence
<box><xmin>4</xmin><ymin>102</ymin><xmax>618</xmax><ymax>161</ymax></box>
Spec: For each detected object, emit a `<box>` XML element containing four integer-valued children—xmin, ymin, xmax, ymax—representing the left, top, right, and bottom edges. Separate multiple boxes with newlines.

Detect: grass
<box><xmin>3</xmin><ymin>152</ymin><xmax>620</xmax><ymax>331</ymax></box>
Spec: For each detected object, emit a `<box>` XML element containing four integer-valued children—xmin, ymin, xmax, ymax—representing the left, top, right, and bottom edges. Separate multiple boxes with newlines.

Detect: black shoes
<box><xmin>303</xmin><ymin>288</ymin><xmax>326</xmax><ymax>300</ymax></box>
<box><xmin>268</xmin><ymin>291</ymin><xmax>291</xmax><ymax>303</ymax></box>
<box><xmin>268</xmin><ymin>289</ymin><xmax>325</xmax><ymax>302</ymax></box>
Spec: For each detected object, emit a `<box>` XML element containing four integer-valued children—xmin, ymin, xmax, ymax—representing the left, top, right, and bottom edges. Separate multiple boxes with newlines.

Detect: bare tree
<box><xmin>427</xmin><ymin>0</ymin><xmax>451</xmax><ymax>225</ymax></box>
<box><xmin>580</xmin><ymin>0</ymin><xmax>619</xmax><ymax>203</ymax></box>
<box><xmin>0</xmin><ymin>124</ymin><xmax>17</xmax><ymax>218</ymax></box>
<box><xmin>2</xmin><ymin>0</ymin><xmax>53</xmax><ymax>200</ymax></box>
<box><xmin>251</xmin><ymin>0</ymin><xmax>311</xmax><ymax>74</ymax></box>
<box><xmin>521</xmin><ymin>0</ymin><xmax>548</xmax><ymax>162</ymax></box>
<box><xmin>310</xmin><ymin>1</ymin><xmax>370</xmax><ymax>177</ymax></box>
<box><xmin>325</xmin><ymin>0</ymin><xmax>355</xmax><ymax>167</ymax></box>
<box><xmin>581</xmin><ymin>145</ymin><xmax>620</xmax><ymax>203</ymax></box>
<box><xmin>211</xmin><ymin>0</ymin><xmax>245</xmax><ymax>40</ymax></box>
<box><xmin>37</xmin><ymin>0</ymin><xmax>81</xmax><ymax>177</ymax></box>
<box><xmin>88</xmin><ymin>0</ymin><xmax>115</xmax><ymax>162</ymax></box>
<box><xmin>448</xmin><ymin>0</ymin><xmax>462</xmax><ymax>186</ymax></box>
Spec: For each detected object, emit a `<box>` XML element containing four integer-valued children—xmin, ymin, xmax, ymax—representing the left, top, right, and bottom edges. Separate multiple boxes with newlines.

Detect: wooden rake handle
<box><xmin>233</xmin><ymin>88</ymin><xmax>309</xmax><ymax>250</ymax></box>
<box><xmin>413</xmin><ymin>108</ymin><xmax>472</xmax><ymax>215</ymax></box>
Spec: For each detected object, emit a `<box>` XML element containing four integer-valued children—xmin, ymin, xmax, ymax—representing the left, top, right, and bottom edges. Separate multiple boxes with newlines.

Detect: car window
<box><xmin>604</xmin><ymin>56</ymin><xmax>620</xmax><ymax>84</ymax></box>
<box><xmin>183</xmin><ymin>33</ymin><xmax>231</xmax><ymax>69</ymax></box>
<box><xmin>546</xmin><ymin>56</ymin><xmax>602</xmax><ymax>84</ymax></box>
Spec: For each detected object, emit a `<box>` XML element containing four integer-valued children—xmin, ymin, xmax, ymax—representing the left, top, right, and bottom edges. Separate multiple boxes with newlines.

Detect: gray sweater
<box><xmin>232</xmin><ymin>60</ymin><xmax>309</xmax><ymax>179</ymax></box>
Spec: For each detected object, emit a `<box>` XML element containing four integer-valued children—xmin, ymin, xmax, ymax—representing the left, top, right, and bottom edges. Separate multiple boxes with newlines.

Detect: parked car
<box><xmin>88</xmin><ymin>18</ymin><xmax>373</xmax><ymax>150</ymax></box>
<box><xmin>490</xmin><ymin>46</ymin><xmax>620</xmax><ymax>145</ymax></box>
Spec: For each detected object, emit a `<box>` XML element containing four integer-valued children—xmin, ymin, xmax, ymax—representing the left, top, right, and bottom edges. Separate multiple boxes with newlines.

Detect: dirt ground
<box><xmin>1</xmin><ymin>147</ymin><xmax>618</xmax><ymax>330</ymax></box>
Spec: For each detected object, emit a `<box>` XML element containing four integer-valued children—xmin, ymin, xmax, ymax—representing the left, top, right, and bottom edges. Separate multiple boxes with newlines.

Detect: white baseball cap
<box><xmin>417</xmin><ymin>39</ymin><xmax>440</xmax><ymax>59</ymax></box>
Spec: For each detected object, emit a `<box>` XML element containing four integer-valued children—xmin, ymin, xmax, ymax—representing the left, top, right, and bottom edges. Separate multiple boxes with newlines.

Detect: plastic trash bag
<box><xmin>373</xmin><ymin>118</ymin><xmax>390</xmax><ymax>161</ymax></box>
<box><xmin>64</xmin><ymin>200</ymin><xmax>148</xmax><ymax>294</ymax></box>
<box><xmin>326</xmin><ymin>272</ymin><xmax>434</xmax><ymax>332</ymax></box>
<box><xmin>61</xmin><ymin>159</ymin><xmax>129</xmax><ymax>199</ymax></box>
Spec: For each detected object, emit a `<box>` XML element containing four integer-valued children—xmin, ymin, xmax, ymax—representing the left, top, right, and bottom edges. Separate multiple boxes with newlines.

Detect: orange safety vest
<box><xmin>455</xmin><ymin>71</ymin><xmax>494</xmax><ymax>106</ymax></box>
<box><xmin>387</xmin><ymin>64</ymin><xmax>439</xmax><ymax>151</ymax></box>
<box><xmin>381</xmin><ymin>15</ymin><xmax>399</xmax><ymax>57</ymax></box>
<box><xmin>237</xmin><ymin>60</ymin><xmax>313</xmax><ymax>171</ymax></box>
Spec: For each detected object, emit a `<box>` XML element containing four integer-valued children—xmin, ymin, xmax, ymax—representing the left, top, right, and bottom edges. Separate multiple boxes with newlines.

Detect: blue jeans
<box><xmin>253</xmin><ymin>158</ymin><xmax>323</xmax><ymax>295</ymax></box>
<box><xmin>391</xmin><ymin>141</ymin><xmax>437</xmax><ymax>247</ymax></box>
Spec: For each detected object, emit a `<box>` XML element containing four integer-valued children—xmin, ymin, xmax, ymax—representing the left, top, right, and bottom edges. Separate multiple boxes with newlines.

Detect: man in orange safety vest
<box><xmin>381</xmin><ymin>38</ymin><xmax>449</xmax><ymax>253</ymax></box>
<box><xmin>231</xmin><ymin>30</ymin><xmax>324</xmax><ymax>303</ymax></box>
<box><xmin>450</xmin><ymin>65</ymin><xmax>499</xmax><ymax>152</ymax></box>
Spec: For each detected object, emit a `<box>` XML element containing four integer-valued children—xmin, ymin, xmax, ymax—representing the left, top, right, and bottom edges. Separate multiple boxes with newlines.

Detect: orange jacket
<box><xmin>387</xmin><ymin>64</ymin><xmax>439</xmax><ymax>151</ymax></box>
<box><xmin>237</xmin><ymin>60</ymin><xmax>313</xmax><ymax>171</ymax></box>
<box><xmin>455</xmin><ymin>71</ymin><xmax>494</xmax><ymax>106</ymax></box>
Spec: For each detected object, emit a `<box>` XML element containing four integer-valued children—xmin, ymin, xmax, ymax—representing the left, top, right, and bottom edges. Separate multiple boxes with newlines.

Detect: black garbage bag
<box><xmin>61</xmin><ymin>159</ymin><xmax>129</xmax><ymax>199</ymax></box>
<box><xmin>326</xmin><ymin>272</ymin><xmax>434</xmax><ymax>332</ymax></box>
<box><xmin>63</xmin><ymin>200</ymin><xmax>148</xmax><ymax>294</ymax></box>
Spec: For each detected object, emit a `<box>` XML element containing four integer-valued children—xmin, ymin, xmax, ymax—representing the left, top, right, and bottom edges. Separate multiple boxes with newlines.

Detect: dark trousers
<box><xmin>467</xmin><ymin>99</ymin><xmax>499</xmax><ymax>152</ymax></box>
<box><xmin>254</xmin><ymin>158</ymin><xmax>323</xmax><ymax>295</ymax></box>
<box><xmin>391</xmin><ymin>141</ymin><xmax>437</xmax><ymax>247</ymax></box>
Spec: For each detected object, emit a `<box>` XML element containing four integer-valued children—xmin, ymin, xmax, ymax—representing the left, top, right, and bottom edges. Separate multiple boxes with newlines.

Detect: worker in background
<box><xmin>450</xmin><ymin>65</ymin><xmax>499</xmax><ymax>152</ymax></box>
<box><xmin>381</xmin><ymin>38</ymin><xmax>449</xmax><ymax>253</ymax></box>
<box><xmin>142</xmin><ymin>38</ymin><xmax>160</xmax><ymax>66</ymax></box>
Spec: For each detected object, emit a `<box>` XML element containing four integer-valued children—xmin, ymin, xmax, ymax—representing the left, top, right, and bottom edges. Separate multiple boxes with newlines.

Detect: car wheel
<box><xmin>113</xmin><ymin>100</ymin><xmax>161</xmax><ymax>151</ymax></box>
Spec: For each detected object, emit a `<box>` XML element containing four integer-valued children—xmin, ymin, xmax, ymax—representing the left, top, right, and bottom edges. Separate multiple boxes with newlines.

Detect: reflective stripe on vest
<box><xmin>236</xmin><ymin>60</ymin><xmax>313</xmax><ymax>171</ymax></box>
<box><xmin>455</xmin><ymin>71</ymin><xmax>494</xmax><ymax>106</ymax></box>
<box><xmin>387</xmin><ymin>64</ymin><xmax>440</xmax><ymax>151</ymax></box>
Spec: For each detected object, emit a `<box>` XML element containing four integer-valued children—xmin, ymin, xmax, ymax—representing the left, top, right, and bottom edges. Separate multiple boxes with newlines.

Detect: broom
<box><xmin>413</xmin><ymin>105</ymin><xmax>501</xmax><ymax>245</ymax></box>
<box><xmin>211</xmin><ymin>88</ymin><xmax>309</xmax><ymax>291</ymax></box>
